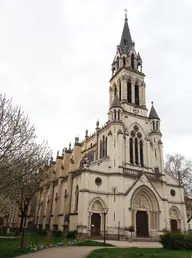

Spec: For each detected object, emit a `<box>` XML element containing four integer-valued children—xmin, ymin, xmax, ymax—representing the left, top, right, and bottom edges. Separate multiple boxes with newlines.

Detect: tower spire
<box><xmin>149</xmin><ymin>102</ymin><xmax>160</xmax><ymax>120</ymax></box>
<box><xmin>119</xmin><ymin>10</ymin><xmax>133</xmax><ymax>53</ymax></box>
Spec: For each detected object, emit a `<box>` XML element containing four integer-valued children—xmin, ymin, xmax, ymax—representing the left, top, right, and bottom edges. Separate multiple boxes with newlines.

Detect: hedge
<box><xmin>160</xmin><ymin>232</ymin><xmax>192</xmax><ymax>250</ymax></box>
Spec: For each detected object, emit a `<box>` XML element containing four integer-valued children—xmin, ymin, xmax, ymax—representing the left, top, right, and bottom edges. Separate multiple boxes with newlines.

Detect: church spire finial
<box><xmin>123</xmin><ymin>7</ymin><xmax>128</xmax><ymax>21</ymax></box>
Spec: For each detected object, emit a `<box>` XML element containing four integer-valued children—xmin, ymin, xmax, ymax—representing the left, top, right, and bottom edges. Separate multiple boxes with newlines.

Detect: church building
<box><xmin>35</xmin><ymin>14</ymin><xmax>187</xmax><ymax>240</ymax></box>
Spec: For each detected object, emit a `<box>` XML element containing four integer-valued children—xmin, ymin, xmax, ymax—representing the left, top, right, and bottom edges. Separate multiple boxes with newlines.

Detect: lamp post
<box><xmin>103</xmin><ymin>208</ymin><xmax>109</xmax><ymax>244</ymax></box>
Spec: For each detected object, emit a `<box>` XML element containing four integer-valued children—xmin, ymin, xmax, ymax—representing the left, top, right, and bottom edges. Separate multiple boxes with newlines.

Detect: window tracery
<box><xmin>100</xmin><ymin>135</ymin><xmax>108</xmax><ymax>159</ymax></box>
<box><xmin>129</xmin><ymin>125</ymin><xmax>144</xmax><ymax>166</ymax></box>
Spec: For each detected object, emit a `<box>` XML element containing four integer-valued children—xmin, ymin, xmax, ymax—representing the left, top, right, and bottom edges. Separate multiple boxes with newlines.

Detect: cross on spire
<box><xmin>123</xmin><ymin>7</ymin><xmax>128</xmax><ymax>20</ymax></box>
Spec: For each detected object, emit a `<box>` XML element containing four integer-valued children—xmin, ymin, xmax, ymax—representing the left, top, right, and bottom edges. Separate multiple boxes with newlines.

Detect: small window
<box><xmin>95</xmin><ymin>177</ymin><xmax>102</xmax><ymax>186</ymax></box>
<box><xmin>154</xmin><ymin>167</ymin><xmax>159</xmax><ymax>178</ymax></box>
<box><xmin>123</xmin><ymin>57</ymin><xmax>126</xmax><ymax>66</ymax></box>
<box><xmin>124</xmin><ymin>39</ymin><xmax>127</xmax><ymax>46</ymax></box>
<box><xmin>118</xmin><ymin>110</ymin><xmax>120</xmax><ymax>120</ymax></box>
<box><xmin>153</xmin><ymin>121</ymin><xmax>155</xmax><ymax>131</ymax></box>
<box><xmin>88</xmin><ymin>151</ymin><xmax>94</xmax><ymax>163</ymax></box>
<box><xmin>131</xmin><ymin>54</ymin><xmax>135</xmax><ymax>69</ymax></box>
<box><xmin>156</xmin><ymin>121</ymin><xmax>159</xmax><ymax>131</ymax></box>
<box><xmin>114</xmin><ymin>110</ymin><xmax>117</xmax><ymax>120</ymax></box>
<box><xmin>170</xmin><ymin>189</ymin><xmax>176</xmax><ymax>197</ymax></box>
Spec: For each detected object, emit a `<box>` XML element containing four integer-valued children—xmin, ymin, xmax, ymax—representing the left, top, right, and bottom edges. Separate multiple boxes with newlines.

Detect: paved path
<box><xmin>97</xmin><ymin>240</ymin><xmax>162</xmax><ymax>248</ymax></box>
<box><xmin>18</xmin><ymin>246</ymin><xmax>103</xmax><ymax>258</ymax></box>
<box><xmin>17</xmin><ymin>241</ymin><xmax>162</xmax><ymax>258</ymax></box>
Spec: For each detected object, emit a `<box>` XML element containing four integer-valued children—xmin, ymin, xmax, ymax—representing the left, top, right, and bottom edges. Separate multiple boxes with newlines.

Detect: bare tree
<box><xmin>165</xmin><ymin>153</ymin><xmax>192</xmax><ymax>223</ymax></box>
<box><xmin>0</xmin><ymin>94</ymin><xmax>36</xmax><ymax>191</ymax></box>
<box><xmin>165</xmin><ymin>153</ymin><xmax>192</xmax><ymax>195</ymax></box>
<box><xmin>6</xmin><ymin>141</ymin><xmax>52</xmax><ymax>248</ymax></box>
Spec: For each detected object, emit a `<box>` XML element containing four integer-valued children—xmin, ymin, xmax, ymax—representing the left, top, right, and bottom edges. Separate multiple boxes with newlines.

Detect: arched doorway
<box><xmin>91</xmin><ymin>214</ymin><xmax>101</xmax><ymax>236</ymax></box>
<box><xmin>170</xmin><ymin>219</ymin><xmax>178</xmax><ymax>232</ymax></box>
<box><xmin>136</xmin><ymin>211</ymin><xmax>149</xmax><ymax>237</ymax></box>
<box><xmin>169</xmin><ymin>207</ymin><xmax>180</xmax><ymax>232</ymax></box>
<box><xmin>89</xmin><ymin>199</ymin><xmax>105</xmax><ymax>237</ymax></box>
<box><xmin>131</xmin><ymin>186</ymin><xmax>160</xmax><ymax>238</ymax></box>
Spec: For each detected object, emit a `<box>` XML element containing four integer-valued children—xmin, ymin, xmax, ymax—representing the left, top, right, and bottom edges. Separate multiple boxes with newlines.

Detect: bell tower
<box><xmin>109</xmin><ymin>13</ymin><xmax>147</xmax><ymax>119</ymax></box>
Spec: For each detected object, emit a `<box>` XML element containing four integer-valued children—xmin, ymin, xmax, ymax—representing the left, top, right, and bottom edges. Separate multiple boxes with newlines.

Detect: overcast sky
<box><xmin>0</xmin><ymin>0</ymin><xmax>191</xmax><ymax>160</ymax></box>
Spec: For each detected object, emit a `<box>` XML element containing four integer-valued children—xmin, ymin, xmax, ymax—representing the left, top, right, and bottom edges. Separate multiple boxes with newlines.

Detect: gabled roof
<box><xmin>149</xmin><ymin>102</ymin><xmax>160</xmax><ymax>120</ymax></box>
<box><xmin>110</xmin><ymin>94</ymin><xmax>121</xmax><ymax>109</ymax></box>
<box><xmin>119</xmin><ymin>17</ymin><xmax>133</xmax><ymax>54</ymax></box>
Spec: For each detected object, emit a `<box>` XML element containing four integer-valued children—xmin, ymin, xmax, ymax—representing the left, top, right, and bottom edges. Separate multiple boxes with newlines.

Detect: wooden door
<box><xmin>91</xmin><ymin>213</ymin><xmax>101</xmax><ymax>236</ymax></box>
<box><xmin>136</xmin><ymin>211</ymin><xmax>149</xmax><ymax>237</ymax></box>
<box><xmin>170</xmin><ymin>219</ymin><xmax>178</xmax><ymax>232</ymax></box>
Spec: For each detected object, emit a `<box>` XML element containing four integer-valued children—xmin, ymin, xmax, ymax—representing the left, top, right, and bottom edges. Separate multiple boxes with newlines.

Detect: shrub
<box><xmin>51</xmin><ymin>230</ymin><xmax>62</xmax><ymax>238</ymax></box>
<box><xmin>36</xmin><ymin>230</ymin><xmax>47</xmax><ymax>236</ymax></box>
<box><xmin>67</xmin><ymin>230</ymin><xmax>77</xmax><ymax>239</ymax></box>
<box><xmin>128</xmin><ymin>226</ymin><xmax>134</xmax><ymax>233</ymax></box>
<box><xmin>160</xmin><ymin>232</ymin><xmax>192</xmax><ymax>250</ymax></box>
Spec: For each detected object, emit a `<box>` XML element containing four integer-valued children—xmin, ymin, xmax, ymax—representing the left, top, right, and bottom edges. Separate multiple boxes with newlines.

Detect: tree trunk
<box><xmin>20</xmin><ymin>214</ymin><xmax>27</xmax><ymax>249</ymax></box>
<box><xmin>19</xmin><ymin>215</ymin><xmax>24</xmax><ymax>234</ymax></box>
<box><xmin>20</xmin><ymin>205</ymin><xmax>28</xmax><ymax>249</ymax></box>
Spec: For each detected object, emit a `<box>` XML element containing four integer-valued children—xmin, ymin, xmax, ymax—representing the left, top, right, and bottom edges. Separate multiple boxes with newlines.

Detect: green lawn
<box><xmin>86</xmin><ymin>248</ymin><xmax>192</xmax><ymax>258</ymax></box>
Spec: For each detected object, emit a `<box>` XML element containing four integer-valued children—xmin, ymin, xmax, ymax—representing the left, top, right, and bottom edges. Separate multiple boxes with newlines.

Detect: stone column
<box><xmin>143</xmin><ymin>83</ymin><xmax>146</xmax><ymax>107</ymax></box>
<box><xmin>121</xmin><ymin>75</ymin><xmax>127</xmax><ymax>102</ymax></box>
<box><xmin>139</xmin><ymin>84</ymin><xmax>143</xmax><ymax>106</ymax></box>
<box><xmin>131</xmin><ymin>81</ymin><xmax>135</xmax><ymax>104</ymax></box>
<box><xmin>146</xmin><ymin>139</ymin><xmax>151</xmax><ymax>168</ymax></box>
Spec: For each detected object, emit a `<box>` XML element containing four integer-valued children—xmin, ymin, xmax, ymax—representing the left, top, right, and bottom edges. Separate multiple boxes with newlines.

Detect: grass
<box><xmin>86</xmin><ymin>248</ymin><xmax>192</xmax><ymax>258</ymax></box>
<box><xmin>0</xmin><ymin>238</ymin><xmax>31</xmax><ymax>258</ymax></box>
<box><xmin>0</xmin><ymin>235</ymin><xmax>113</xmax><ymax>258</ymax></box>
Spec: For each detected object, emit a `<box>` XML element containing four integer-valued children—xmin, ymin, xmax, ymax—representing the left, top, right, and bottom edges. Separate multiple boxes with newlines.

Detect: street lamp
<box><xmin>103</xmin><ymin>208</ymin><xmax>109</xmax><ymax>244</ymax></box>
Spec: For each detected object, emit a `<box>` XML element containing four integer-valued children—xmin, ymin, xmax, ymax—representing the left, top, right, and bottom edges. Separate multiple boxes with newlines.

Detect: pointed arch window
<box><xmin>117</xmin><ymin>57</ymin><xmax>119</xmax><ymax>69</ymax></box>
<box><xmin>127</xmin><ymin>80</ymin><xmax>132</xmax><ymax>103</ymax></box>
<box><xmin>130</xmin><ymin>126</ymin><xmax>144</xmax><ymax>167</ymax></box>
<box><xmin>102</xmin><ymin>135</ymin><xmax>105</xmax><ymax>158</ymax></box>
<box><xmin>114</xmin><ymin>109</ymin><xmax>117</xmax><ymax>120</ymax></box>
<box><xmin>100</xmin><ymin>136</ymin><xmax>107</xmax><ymax>159</ymax></box>
<box><xmin>75</xmin><ymin>185</ymin><xmax>79</xmax><ymax>212</ymax></box>
<box><xmin>135</xmin><ymin>138</ymin><xmax>139</xmax><ymax>165</ymax></box>
<box><xmin>123</xmin><ymin>57</ymin><xmax>126</xmax><ymax>66</ymax></box>
<box><xmin>131</xmin><ymin>54</ymin><xmax>135</xmax><ymax>69</ymax></box>
<box><xmin>140</xmin><ymin>140</ymin><xmax>144</xmax><ymax>167</ymax></box>
<box><xmin>152</xmin><ymin>121</ymin><xmax>155</xmax><ymax>131</ymax></box>
<box><xmin>118</xmin><ymin>110</ymin><xmax>121</xmax><ymax>120</ymax></box>
<box><xmin>100</xmin><ymin>140</ymin><xmax>102</xmax><ymax>159</ymax></box>
<box><xmin>135</xmin><ymin>83</ymin><xmax>139</xmax><ymax>106</ymax></box>
<box><xmin>104</xmin><ymin>137</ymin><xmax>108</xmax><ymax>157</ymax></box>
<box><xmin>129</xmin><ymin>138</ymin><xmax>133</xmax><ymax>164</ymax></box>
<box><xmin>119</xmin><ymin>83</ymin><xmax>121</xmax><ymax>101</ymax></box>
<box><xmin>156</xmin><ymin>121</ymin><xmax>159</xmax><ymax>131</ymax></box>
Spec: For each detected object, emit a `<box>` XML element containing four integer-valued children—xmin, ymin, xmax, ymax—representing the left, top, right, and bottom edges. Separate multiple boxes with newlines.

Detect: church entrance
<box><xmin>170</xmin><ymin>219</ymin><xmax>178</xmax><ymax>232</ymax></box>
<box><xmin>136</xmin><ymin>211</ymin><xmax>149</xmax><ymax>237</ymax></box>
<box><xmin>131</xmin><ymin>186</ymin><xmax>160</xmax><ymax>238</ymax></box>
<box><xmin>91</xmin><ymin>213</ymin><xmax>101</xmax><ymax>236</ymax></box>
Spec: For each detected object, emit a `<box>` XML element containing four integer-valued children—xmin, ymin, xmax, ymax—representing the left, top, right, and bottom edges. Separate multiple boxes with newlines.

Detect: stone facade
<box><xmin>34</xmin><ymin>15</ymin><xmax>188</xmax><ymax>240</ymax></box>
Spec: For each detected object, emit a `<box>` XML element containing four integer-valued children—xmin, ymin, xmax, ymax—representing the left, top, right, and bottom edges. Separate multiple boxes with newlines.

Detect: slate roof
<box><xmin>119</xmin><ymin>17</ymin><xmax>133</xmax><ymax>53</ymax></box>
<box><xmin>111</xmin><ymin>94</ymin><xmax>121</xmax><ymax>109</ymax></box>
<box><xmin>149</xmin><ymin>103</ymin><xmax>160</xmax><ymax>119</ymax></box>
